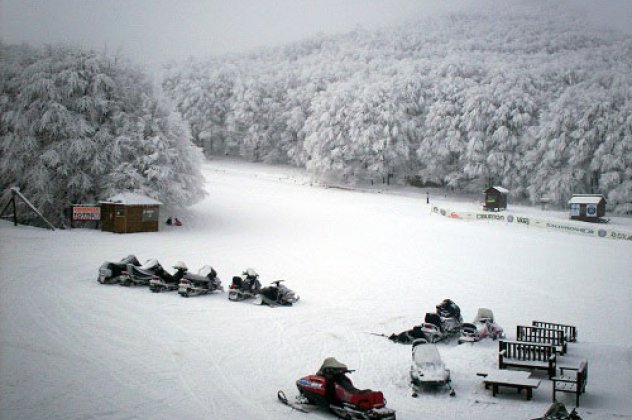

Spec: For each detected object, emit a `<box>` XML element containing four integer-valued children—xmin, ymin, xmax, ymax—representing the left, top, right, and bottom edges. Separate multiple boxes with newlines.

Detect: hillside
<box><xmin>162</xmin><ymin>1</ymin><xmax>632</xmax><ymax>213</ymax></box>
<box><xmin>0</xmin><ymin>159</ymin><xmax>630</xmax><ymax>419</ymax></box>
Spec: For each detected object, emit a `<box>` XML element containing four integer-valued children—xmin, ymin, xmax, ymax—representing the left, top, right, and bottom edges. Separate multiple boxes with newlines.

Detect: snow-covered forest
<box><xmin>0</xmin><ymin>44</ymin><xmax>206</xmax><ymax>225</ymax></box>
<box><xmin>1</xmin><ymin>2</ymin><xmax>631</xmax><ymax>223</ymax></box>
<box><xmin>162</xmin><ymin>3</ymin><xmax>632</xmax><ymax>214</ymax></box>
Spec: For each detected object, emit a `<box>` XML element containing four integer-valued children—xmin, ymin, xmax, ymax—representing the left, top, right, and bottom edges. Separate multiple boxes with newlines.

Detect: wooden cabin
<box><xmin>483</xmin><ymin>186</ymin><xmax>509</xmax><ymax>211</ymax></box>
<box><xmin>568</xmin><ymin>194</ymin><xmax>606</xmax><ymax>222</ymax></box>
<box><xmin>100</xmin><ymin>193</ymin><xmax>162</xmax><ymax>233</ymax></box>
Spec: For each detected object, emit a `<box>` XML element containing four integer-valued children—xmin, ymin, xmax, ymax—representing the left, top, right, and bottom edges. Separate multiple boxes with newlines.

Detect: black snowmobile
<box><xmin>97</xmin><ymin>255</ymin><xmax>141</xmax><ymax>284</ymax></box>
<box><xmin>418</xmin><ymin>299</ymin><xmax>463</xmax><ymax>343</ymax></box>
<box><xmin>386</xmin><ymin>299</ymin><xmax>462</xmax><ymax>344</ymax></box>
<box><xmin>149</xmin><ymin>261</ymin><xmax>188</xmax><ymax>292</ymax></box>
<box><xmin>256</xmin><ymin>280</ymin><xmax>299</xmax><ymax>306</ymax></box>
<box><xmin>178</xmin><ymin>265</ymin><xmax>223</xmax><ymax>297</ymax></box>
<box><xmin>120</xmin><ymin>258</ymin><xmax>172</xmax><ymax>287</ymax></box>
<box><xmin>228</xmin><ymin>268</ymin><xmax>261</xmax><ymax>301</ymax></box>
<box><xmin>278</xmin><ymin>357</ymin><xmax>396</xmax><ymax>419</ymax></box>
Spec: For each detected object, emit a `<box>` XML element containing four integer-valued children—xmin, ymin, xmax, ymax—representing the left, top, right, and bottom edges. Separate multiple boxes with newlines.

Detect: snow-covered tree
<box><xmin>0</xmin><ymin>44</ymin><xmax>205</xmax><ymax>226</ymax></box>
<box><xmin>160</xmin><ymin>2</ymin><xmax>632</xmax><ymax>213</ymax></box>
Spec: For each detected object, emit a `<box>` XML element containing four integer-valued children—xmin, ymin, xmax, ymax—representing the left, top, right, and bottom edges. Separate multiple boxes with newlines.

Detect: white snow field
<box><xmin>1</xmin><ymin>159</ymin><xmax>631</xmax><ymax>420</ymax></box>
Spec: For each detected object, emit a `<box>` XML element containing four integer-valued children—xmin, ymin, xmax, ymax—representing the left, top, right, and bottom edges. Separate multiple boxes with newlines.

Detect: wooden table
<box><xmin>478</xmin><ymin>371</ymin><xmax>541</xmax><ymax>400</ymax></box>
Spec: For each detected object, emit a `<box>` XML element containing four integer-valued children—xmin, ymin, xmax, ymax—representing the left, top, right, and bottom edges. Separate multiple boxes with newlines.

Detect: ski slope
<box><xmin>1</xmin><ymin>159</ymin><xmax>631</xmax><ymax>420</ymax></box>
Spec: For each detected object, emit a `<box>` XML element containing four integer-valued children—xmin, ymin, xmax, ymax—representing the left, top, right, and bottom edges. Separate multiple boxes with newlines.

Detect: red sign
<box><xmin>72</xmin><ymin>206</ymin><xmax>101</xmax><ymax>221</ymax></box>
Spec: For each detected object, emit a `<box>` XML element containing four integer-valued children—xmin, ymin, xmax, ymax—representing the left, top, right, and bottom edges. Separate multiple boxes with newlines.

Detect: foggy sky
<box><xmin>1</xmin><ymin>0</ymin><xmax>631</xmax><ymax>66</ymax></box>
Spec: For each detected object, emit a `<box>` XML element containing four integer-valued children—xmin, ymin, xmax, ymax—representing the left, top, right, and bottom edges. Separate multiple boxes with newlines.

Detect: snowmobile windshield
<box><xmin>437</xmin><ymin>299</ymin><xmax>460</xmax><ymax>318</ymax></box>
<box><xmin>425</xmin><ymin>313</ymin><xmax>442</xmax><ymax>327</ymax></box>
<box><xmin>140</xmin><ymin>259</ymin><xmax>160</xmax><ymax>270</ymax></box>
<box><xmin>474</xmin><ymin>308</ymin><xmax>494</xmax><ymax>323</ymax></box>
<box><xmin>123</xmin><ymin>255</ymin><xmax>140</xmax><ymax>265</ymax></box>
<box><xmin>412</xmin><ymin>344</ymin><xmax>442</xmax><ymax>365</ymax></box>
<box><xmin>318</xmin><ymin>357</ymin><xmax>348</xmax><ymax>375</ymax></box>
<box><xmin>198</xmin><ymin>265</ymin><xmax>215</xmax><ymax>278</ymax></box>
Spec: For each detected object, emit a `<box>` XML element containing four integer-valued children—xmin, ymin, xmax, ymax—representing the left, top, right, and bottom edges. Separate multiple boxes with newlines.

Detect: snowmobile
<box><xmin>435</xmin><ymin>299</ymin><xmax>463</xmax><ymax>334</ymax></box>
<box><xmin>178</xmin><ymin>265</ymin><xmax>223</xmax><ymax>297</ymax></box>
<box><xmin>419</xmin><ymin>299</ymin><xmax>463</xmax><ymax>343</ymax></box>
<box><xmin>120</xmin><ymin>258</ymin><xmax>172</xmax><ymax>287</ymax></box>
<box><xmin>149</xmin><ymin>261</ymin><xmax>188</xmax><ymax>292</ymax></box>
<box><xmin>256</xmin><ymin>280</ymin><xmax>299</xmax><ymax>306</ymax></box>
<box><xmin>410</xmin><ymin>341</ymin><xmax>455</xmax><ymax>397</ymax></box>
<box><xmin>387</xmin><ymin>325</ymin><xmax>430</xmax><ymax>344</ymax></box>
<box><xmin>97</xmin><ymin>254</ymin><xmax>141</xmax><ymax>284</ymax></box>
<box><xmin>278</xmin><ymin>357</ymin><xmax>396</xmax><ymax>419</ymax></box>
<box><xmin>228</xmin><ymin>268</ymin><xmax>261</xmax><ymax>301</ymax></box>
<box><xmin>458</xmin><ymin>308</ymin><xmax>504</xmax><ymax>344</ymax></box>
<box><xmin>531</xmin><ymin>402</ymin><xmax>582</xmax><ymax>420</ymax></box>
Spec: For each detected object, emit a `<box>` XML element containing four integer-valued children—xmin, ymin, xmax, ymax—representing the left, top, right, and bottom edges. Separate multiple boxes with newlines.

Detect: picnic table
<box><xmin>478</xmin><ymin>370</ymin><xmax>541</xmax><ymax>400</ymax></box>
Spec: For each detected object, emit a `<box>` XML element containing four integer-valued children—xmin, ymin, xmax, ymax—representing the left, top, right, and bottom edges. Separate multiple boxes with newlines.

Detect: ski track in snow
<box><xmin>1</xmin><ymin>159</ymin><xmax>631</xmax><ymax>420</ymax></box>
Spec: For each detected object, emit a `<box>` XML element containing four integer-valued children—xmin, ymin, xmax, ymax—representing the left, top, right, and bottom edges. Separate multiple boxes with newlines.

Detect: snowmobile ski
<box><xmin>277</xmin><ymin>390</ymin><xmax>311</xmax><ymax>413</ymax></box>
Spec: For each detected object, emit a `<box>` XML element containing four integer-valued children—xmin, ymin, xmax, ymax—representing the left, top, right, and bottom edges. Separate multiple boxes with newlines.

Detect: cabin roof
<box><xmin>100</xmin><ymin>192</ymin><xmax>163</xmax><ymax>206</ymax></box>
<box><xmin>485</xmin><ymin>186</ymin><xmax>509</xmax><ymax>194</ymax></box>
<box><xmin>568</xmin><ymin>194</ymin><xmax>605</xmax><ymax>205</ymax></box>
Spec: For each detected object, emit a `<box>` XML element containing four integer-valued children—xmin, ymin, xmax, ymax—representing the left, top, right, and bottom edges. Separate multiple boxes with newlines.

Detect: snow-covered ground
<box><xmin>1</xmin><ymin>159</ymin><xmax>630</xmax><ymax>420</ymax></box>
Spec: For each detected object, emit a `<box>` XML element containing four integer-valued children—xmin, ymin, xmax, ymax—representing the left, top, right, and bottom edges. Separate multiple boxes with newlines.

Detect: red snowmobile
<box><xmin>278</xmin><ymin>357</ymin><xmax>396</xmax><ymax>419</ymax></box>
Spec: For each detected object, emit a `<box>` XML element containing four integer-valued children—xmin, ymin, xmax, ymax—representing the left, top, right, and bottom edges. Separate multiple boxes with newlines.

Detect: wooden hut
<box><xmin>483</xmin><ymin>186</ymin><xmax>509</xmax><ymax>212</ymax></box>
<box><xmin>568</xmin><ymin>194</ymin><xmax>606</xmax><ymax>222</ymax></box>
<box><xmin>100</xmin><ymin>193</ymin><xmax>162</xmax><ymax>233</ymax></box>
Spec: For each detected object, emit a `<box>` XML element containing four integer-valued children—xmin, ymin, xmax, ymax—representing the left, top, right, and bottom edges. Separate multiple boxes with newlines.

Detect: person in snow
<box><xmin>317</xmin><ymin>357</ymin><xmax>349</xmax><ymax>402</ymax></box>
<box><xmin>166</xmin><ymin>217</ymin><xmax>173</xmax><ymax>225</ymax></box>
<box><xmin>174</xmin><ymin>217</ymin><xmax>182</xmax><ymax>226</ymax></box>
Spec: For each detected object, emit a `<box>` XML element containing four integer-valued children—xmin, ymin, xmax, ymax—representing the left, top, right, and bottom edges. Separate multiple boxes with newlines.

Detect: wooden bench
<box><xmin>517</xmin><ymin>325</ymin><xmax>567</xmax><ymax>355</ymax></box>
<box><xmin>498</xmin><ymin>340</ymin><xmax>557</xmax><ymax>378</ymax></box>
<box><xmin>477</xmin><ymin>371</ymin><xmax>541</xmax><ymax>401</ymax></box>
<box><xmin>552</xmin><ymin>361</ymin><xmax>588</xmax><ymax>407</ymax></box>
<box><xmin>532</xmin><ymin>321</ymin><xmax>577</xmax><ymax>343</ymax></box>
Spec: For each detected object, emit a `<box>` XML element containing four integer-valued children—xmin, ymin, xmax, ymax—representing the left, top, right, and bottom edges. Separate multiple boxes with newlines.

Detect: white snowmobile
<box><xmin>458</xmin><ymin>308</ymin><xmax>504</xmax><ymax>344</ymax></box>
<box><xmin>255</xmin><ymin>280</ymin><xmax>299</xmax><ymax>306</ymax></box>
<box><xmin>120</xmin><ymin>258</ymin><xmax>172</xmax><ymax>287</ymax></box>
<box><xmin>228</xmin><ymin>268</ymin><xmax>261</xmax><ymax>301</ymax></box>
<box><xmin>97</xmin><ymin>254</ymin><xmax>141</xmax><ymax>284</ymax></box>
<box><xmin>178</xmin><ymin>265</ymin><xmax>223</xmax><ymax>297</ymax></box>
<box><xmin>410</xmin><ymin>341</ymin><xmax>455</xmax><ymax>397</ymax></box>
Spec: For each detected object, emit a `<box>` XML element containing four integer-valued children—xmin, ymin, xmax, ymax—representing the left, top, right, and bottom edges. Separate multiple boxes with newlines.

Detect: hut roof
<box><xmin>101</xmin><ymin>193</ymin><xmax>163</xmax><ymax>206</ymax></box>
<box><xmin>568</xmin><ymin>194</ymin><xmax>605</xmax><ymax>205</ymax></box>
<box><xmin>485</xmin><ymin>186</ymin><xmax>509</xmax><ymax>194</ymax></box>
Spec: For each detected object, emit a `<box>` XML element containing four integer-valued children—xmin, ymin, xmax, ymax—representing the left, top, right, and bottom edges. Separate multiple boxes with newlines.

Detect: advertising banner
<box><xmin>431</xmin><ymin>205</ymin><xmax>631</xmax><ymax>241</ymax></box>
<box><xmin>72</xmin><ymin>206</ymin><xmax>101</xmax><ymax>221</ymax></box>
<box><xmin>142</xmin><ymin>208</ymin><xmax>159</xmax><ymax>222</ymax></box>
<box><xmin>585</xmin><ymin>204</ymin><xmax>598</xmax><ymax>218</ymax></box>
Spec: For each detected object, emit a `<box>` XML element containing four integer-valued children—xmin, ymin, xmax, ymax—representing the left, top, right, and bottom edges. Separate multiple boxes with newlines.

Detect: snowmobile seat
<box><xmin>127</xmin><ymin>264</ymin><xmax>157</xmax><ymax>277</ymax></box>
<box><xmin>231</xmin><ymin>276</ymin><xmax>243</xmax><ymax>288</ymax></box>
<box><xmin>261</xmin><ymin>286</ymin><xmax>279</xmax><ymax>301</ymax></box>
<box><xmin>335</xmin><ymin>375</ymin><xmax>371</xmax><ymax>394</ymax></box>
<box><xmin>333</xmin><ymin>378</ymin><xmax>385</xmax><ymax>410</ymax></box>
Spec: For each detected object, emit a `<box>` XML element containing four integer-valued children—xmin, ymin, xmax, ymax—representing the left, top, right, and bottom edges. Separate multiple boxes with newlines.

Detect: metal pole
<box><xmin>12</xmin><ymin>194</ymin><xmax>17</xmax><ymax>226</ymax></box>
